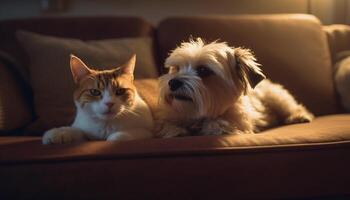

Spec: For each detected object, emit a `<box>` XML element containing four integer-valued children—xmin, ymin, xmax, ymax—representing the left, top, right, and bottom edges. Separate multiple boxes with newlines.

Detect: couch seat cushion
<box><xmin>1</xmin><ymin>114</ymin><xmax>350</xmax><ymax>163</ymax></box>
<box><xmin>1</xmin><ymin>115</ymin><xmax>350</xmax><ymax>199</ymax></box>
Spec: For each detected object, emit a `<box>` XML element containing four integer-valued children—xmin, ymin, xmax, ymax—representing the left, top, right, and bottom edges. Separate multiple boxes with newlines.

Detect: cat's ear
<box><xmin>70</xmin><ymin>54</ymin><xmax>92</xmax><ymax>83</ymax></box>
<box><xmin>119</xmin><ymin>54</ymin><xmax>136</xmax><ymax>78</ymax></box>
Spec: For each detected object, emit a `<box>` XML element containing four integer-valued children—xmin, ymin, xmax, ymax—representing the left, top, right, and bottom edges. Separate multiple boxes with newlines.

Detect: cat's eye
<box><xmin>196</xmin><ymin>65</ymin><xmax>214</xmax><ymax>77</ymax></box>
<box><xmin>115</xmin><ymin>88</ymin><xmax>126</xmax><ymax>96</ymax></box>
<box><xmin>89</xmin><ymin>89</ymin><xmax>101</xmax><ymax>96</ymax></box>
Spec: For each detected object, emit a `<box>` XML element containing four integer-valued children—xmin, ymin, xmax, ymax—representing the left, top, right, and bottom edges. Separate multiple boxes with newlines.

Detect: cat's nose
<box><xmin>105</xmin><ymin>102</ymin><xmax>114</xmax><ymax>108</ymax></box>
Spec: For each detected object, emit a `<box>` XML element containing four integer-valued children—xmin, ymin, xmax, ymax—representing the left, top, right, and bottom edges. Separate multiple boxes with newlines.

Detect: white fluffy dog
<box><xmin>157</xmin><ymin>38</ymin><xmax>314</xmax><ymax>138</ymax></box>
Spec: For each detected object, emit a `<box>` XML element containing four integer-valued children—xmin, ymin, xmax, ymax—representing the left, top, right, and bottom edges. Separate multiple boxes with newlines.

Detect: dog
<box><xmin>156</xmin><ymin>38</ymin><xmax>314</xmax><ymax>138</ymax></box>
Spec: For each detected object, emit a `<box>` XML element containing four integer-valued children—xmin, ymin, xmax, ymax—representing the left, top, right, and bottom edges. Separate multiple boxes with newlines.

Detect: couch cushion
<box><xmin>0</xmin><ymin>16</ymin><xmax>155</xmax><ymax>81</ymax></box>
<box><xmin>0</xmin><ymin>115</ymin><xmax>350</xmax><ymax>199</ymax></box>
<box><xmin>16</xmin><ymin>30</ymin><xmax>158</xmax><ymax>134</ymax></box>
<box><xmin>335</xmin><ymin>53</ymin><xmax>350</xmax><ymax>111</ymax></box>
<box><xmin>323</xmin><ymin>24</ymin><xmax>350</xmax><ymax>63</ymax></box>
<box><xmin>0</xmin><ymin>57</ymin><xmax>32</xmax><ymax>132</ymax></box>
<box><xmin>1</xmin><ymin>114</ymin><xmax>349</xmax><ymax>162</ymax></box>
<box><xmin>157</xmin><ymin>14</ymin><xmax>338</xmax><ymax>116</ymax></box>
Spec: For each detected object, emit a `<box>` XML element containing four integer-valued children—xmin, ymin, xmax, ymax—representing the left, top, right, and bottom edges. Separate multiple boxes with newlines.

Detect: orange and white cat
<box><xmin>42</xmin><ymin>55</ymin><xmax>154</xmax><ymax>144</ymax></box>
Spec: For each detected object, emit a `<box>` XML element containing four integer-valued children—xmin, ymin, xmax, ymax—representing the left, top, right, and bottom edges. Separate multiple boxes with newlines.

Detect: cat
<box><xmin>42</xmin><ymin>54</ymin><xmax>155</xmax><ymax>144</ymax></box>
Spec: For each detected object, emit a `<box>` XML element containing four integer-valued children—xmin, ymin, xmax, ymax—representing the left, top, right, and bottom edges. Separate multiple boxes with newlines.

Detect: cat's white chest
<box><xmin>71</xmin><ymin>94</ymin><xmax>153</xmax><ymax>140</ymax></box>
<box><xmin>72</xmin><ymin>110</ymin><xmax>120</xmax><ymax>140</ymax></box>
<box><xmin>93</xmin><ymin>121</ymin><xmax>119</xmax><ymax>140</ymax></box>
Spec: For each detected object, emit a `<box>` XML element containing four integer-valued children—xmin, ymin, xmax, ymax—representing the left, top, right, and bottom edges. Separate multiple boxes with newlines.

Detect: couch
<box><xmin>0</xmin><ymin>14</ymin><xmax>350</xmax><ymax>199</ymax></box>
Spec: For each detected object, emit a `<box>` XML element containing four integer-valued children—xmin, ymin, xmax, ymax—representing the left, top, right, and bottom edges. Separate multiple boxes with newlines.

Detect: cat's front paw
<box><xmin>107</xmin><ymin>132</ymin><xmax>134</xmax><ymax>142</ymax></box>
<box><xmin>42</xmin><ymin>127</ymin><xmax>85</xmax><ymax>145</ymax></box>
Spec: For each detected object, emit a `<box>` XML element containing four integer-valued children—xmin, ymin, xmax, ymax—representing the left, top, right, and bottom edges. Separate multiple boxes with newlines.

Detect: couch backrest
<box><xmin>0</xmin><ymin>16</ymin><xmax>156</xmax><ymax>80</ymax></box>
<box><xmin>323</xmin><ymin>24</ymin><xmax>350</xmax><ymax>63</ymax></box>
<box><xmin>157</xmin><ymin>14</ymin><xmax>339</xmax><ymax>116</ymax></box>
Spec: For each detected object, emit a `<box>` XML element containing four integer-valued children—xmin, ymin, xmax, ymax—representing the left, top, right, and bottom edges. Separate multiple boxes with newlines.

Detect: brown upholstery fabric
<box><xmin>0</xmin><ymin>16</ymin><xmax>155</xmax><ymax>79</ymax></box>
<box><xmin>157</xmin><ymin>14</ymin><xmax>338</xmax><ymax>116</ymax></box>
<box><xmin>1</xmin><ymin>114</ymin><xmax>350</xmax><ymax>163</ymax></box>
<box><xmin>0</xmin><ymin>61</ymin><xmax>32</xmax><ymax>132</ymax></box>
<box><xmin>1</xmin><ymin>115</ymin><xmax>350</xmax><ymax>199</ymax></box>
<box><xmin>1</xmin><ymin>145</ymin><xmax>350</xmax><ymax>200</ymax></box>
<box><xmin>16</xmin><ymin>31</ymin><xmax>158</xmax><ymax>134</ymax></box>
<box><xmin>323</xmin><ymin>24</ymin><xmax>350</xmax><ymax>63</ymax></box>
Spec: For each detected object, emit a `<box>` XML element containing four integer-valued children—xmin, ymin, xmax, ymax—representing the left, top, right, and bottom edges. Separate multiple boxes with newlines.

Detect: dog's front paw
<box><xmin>157</xmin><ymin>123</ymin><xmax>189</xmax><ymax>138</ymax></box>
<box><xmin>285</xmin><ymin>111</ymin><xmax>314</xmax><ymax>125</ymax></box>
<box><xmin>201</xmin><ymin>119</ymin><xmax>237</xmax><ymax>135</ymax></box>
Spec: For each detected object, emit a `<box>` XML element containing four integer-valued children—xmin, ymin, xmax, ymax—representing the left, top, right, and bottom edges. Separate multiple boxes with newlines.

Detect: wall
<box><xmin>0</xmin><ymin>0</ymin><xmax>348</xmax><ymax>25</ymax></box>
<box><xmin>310</xmin><ymin>0</ymin><xmax>349</xmax><ymax>24</ymax></box>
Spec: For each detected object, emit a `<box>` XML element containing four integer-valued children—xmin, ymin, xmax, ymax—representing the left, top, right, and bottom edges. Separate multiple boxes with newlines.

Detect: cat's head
<box><xmin>70</xmin><ymin>54</ymin><xmax>137</xmax><ymax>120</ymax></box>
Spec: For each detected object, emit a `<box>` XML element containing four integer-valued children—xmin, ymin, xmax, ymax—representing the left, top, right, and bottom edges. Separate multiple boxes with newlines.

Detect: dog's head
<box><xmin>159</xmin><ymin>38</ymin><xmax>266</xmax><ymax>120</ymax></box>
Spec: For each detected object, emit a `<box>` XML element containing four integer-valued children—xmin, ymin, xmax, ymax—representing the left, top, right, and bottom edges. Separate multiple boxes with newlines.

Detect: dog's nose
<box><xmin>168</xmin><ymin>79</ymin><xmax>183</xmax><ymax>91</ymax></box>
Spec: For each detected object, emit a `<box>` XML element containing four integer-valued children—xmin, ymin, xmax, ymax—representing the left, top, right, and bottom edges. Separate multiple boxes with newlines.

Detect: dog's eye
<box><xmin>89</xmin><ymin>89</ymin><xmax>101</xmax><ymax>96</ymax></box>
<box><xmin>168</xmin><ymin>66</ymin><xmax>179</xmax><ymax>73</ymax></box>
<box><xmin>196</xmin><ymin>65</ymin><xmax>214</xmax><ymax>77</ymax></box>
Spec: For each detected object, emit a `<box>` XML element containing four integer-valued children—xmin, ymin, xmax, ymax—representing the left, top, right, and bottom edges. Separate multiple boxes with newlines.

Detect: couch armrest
<box><xmin>323</xmin><ymin>24</ymin><xmax>350</xmax><ymax>63</ymax></box>
<box><xmin>0</xmin><ymin>55</ymin><xmax>32</xmax><ymax>133</ymax></box>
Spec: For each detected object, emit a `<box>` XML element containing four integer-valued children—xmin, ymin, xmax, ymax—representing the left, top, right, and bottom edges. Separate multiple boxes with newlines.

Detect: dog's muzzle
<box><xmin>167</xmin><ymin>78</ymin><xmax>193</xmax><ymax>102</ymax></box>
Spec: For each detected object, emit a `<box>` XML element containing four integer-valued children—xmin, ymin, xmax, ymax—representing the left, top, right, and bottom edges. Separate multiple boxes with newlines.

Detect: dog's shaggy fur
<box><xmin>157</xmin><ymin>38</ymin><xmax>314</xmax><ymax>138</ymax></box>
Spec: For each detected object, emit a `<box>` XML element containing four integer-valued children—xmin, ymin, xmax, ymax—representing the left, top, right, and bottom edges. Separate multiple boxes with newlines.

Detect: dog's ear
<box><xmin>229</xmin><ymin>47</ymin><xmax>266</xmax><ymax>92</ymax></box>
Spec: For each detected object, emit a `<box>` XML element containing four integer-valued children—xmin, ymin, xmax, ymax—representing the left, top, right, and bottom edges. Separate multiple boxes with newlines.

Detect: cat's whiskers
<box><xmin>123</xmin><ymin>107</ymin><xmax>140</xmax><ymax>117</ymax></box>
<box><xmin>115</xmin><ymin>105</ymin><xmax>140</xmax><ymax>118</ymax></box>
